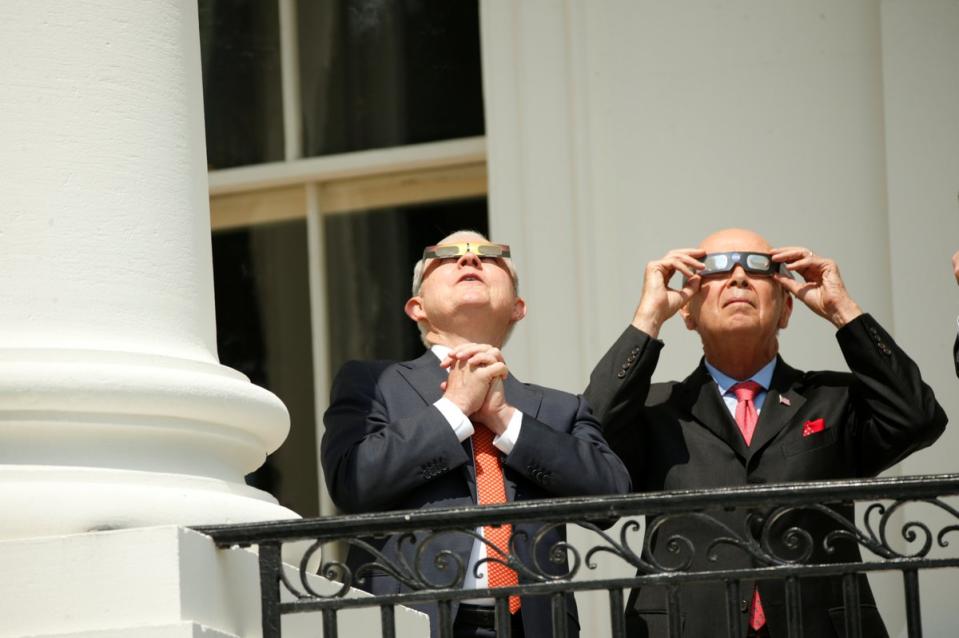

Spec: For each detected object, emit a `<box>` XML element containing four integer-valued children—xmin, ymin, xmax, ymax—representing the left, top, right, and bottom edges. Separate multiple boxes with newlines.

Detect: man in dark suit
<box><xmin>586</xmin><ymin>228</ymin><xmax>946</xmax><ymax>637</ymax></box>
<box><xmin>322</xmin><ymin>230</ymin><xmax>631</xmax><ymax>638</ymax></box>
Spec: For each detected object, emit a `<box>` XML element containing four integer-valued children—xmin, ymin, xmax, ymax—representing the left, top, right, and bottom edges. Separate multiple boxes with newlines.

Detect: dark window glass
<box><xmin>199</xmin><ymin>0</ymin><xmax>285</xmax><ymax>169</ymax></box>
<box><xmin>324</xmin><ymin>198</ymin><xmax>488</xmax><ymax>372</ymax></box>
<box><xmin>297</xmin><ymin>0</ymin><xmax>485</xmax><ymax>157</ymax></box>
<box><xmin>212</xmin><ymin>220</ymin><xmax>317</xmax><ymax>517</ymax></box>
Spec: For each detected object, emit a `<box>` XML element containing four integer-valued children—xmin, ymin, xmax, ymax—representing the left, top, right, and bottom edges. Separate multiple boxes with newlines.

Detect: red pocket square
<box><xmin>802</xmin><ymin>418</ymin><xmax>825</xmax><ymax>437</ymax></box>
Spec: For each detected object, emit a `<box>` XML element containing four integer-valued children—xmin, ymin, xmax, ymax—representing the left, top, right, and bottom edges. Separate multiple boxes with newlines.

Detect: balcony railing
<box><xmin>194</xmin><ymin>473</ymin><xmax>959</xmax><ymax>638</ymax></box>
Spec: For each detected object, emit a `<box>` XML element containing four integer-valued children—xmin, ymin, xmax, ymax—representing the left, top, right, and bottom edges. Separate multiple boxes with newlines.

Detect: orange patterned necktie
<box><xmin>472</xmin><ymin>424</ymin><xmax>521</xmax><ymax>613</ymax></box>
<box><xmin>731</xmin><ymin>380</ymin><xmax>766</xmax><ymax>630</ymax></box>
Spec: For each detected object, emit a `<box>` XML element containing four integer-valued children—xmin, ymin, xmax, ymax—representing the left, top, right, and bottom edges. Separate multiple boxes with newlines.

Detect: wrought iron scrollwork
<box><xmin>264</xmin><ymin>492</ymin><xmax>959</xmax><ymax>603</ymax></box>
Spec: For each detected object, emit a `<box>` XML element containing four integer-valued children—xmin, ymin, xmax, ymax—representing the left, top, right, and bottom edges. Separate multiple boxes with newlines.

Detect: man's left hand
<box><xmin>772</xmin><ymin>247</ymin><xmax>863</xmax><ymax>329</ymax></box>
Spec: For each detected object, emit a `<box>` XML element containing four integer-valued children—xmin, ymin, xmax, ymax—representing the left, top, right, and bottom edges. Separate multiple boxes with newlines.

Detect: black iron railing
<box><xmin>194</xmin><ymin>474</ymin><xmax>959</xmax><ymax>638</ymax></box>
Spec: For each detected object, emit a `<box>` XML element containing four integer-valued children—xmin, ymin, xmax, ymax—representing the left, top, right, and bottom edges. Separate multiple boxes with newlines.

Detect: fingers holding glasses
<box><xmin>632</xmin><ymin>248</ymin><xmax>706</xmax><ymax>338</ymax></box>
<box><xmin>771</xmin><ymin>247</ymin><xmax>862</xmax><ymax>328</ymax></box>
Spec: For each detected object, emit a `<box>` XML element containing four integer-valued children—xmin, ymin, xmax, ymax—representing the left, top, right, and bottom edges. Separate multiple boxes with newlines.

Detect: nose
<box><xmin>727</xmin><ymin>264</ymin><xmax>751</xmax><ymax>288</ymax></box>
<box><xmin>457</xmin><ymin>251</ymin><xmax>482</xmax><ymax>268</ymax></box>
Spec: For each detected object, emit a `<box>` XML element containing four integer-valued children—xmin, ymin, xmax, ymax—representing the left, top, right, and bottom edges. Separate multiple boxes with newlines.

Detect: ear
<box><xmin>778</xmin><ymin>291</ymin><xmax>793</xmax><ymax>330</ymax></box>
<box><xmin>679</xmin><ymin>304</ymin><xmax>697</xmax><ymax>331</ymax></box>
<box><xmin>404</xmin><ymin>296</ymin><xmax>427</xmax><ymax>323</ymax></box>
<box><xmin>510</xmin><ymin>296</ymin><xmax>527</xmax><ymax>324</ymax></box>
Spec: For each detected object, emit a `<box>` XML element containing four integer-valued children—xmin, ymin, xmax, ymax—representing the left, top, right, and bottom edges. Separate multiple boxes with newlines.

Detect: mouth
<box><xmin>457</xmin><ymin>272</ymin><xmax>485</xmax><ymax>284</ymax></box>
<box><xmin>723</xmin><ymin>298</ymin><xmax>755</xmax><ymax>308</ymax></box>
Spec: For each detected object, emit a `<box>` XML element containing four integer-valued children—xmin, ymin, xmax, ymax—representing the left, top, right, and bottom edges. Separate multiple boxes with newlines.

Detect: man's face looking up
<box><xmin>411</xmin><ymin>232</ymin><xmax>525</xmax><ymax>343</ymax></box>
<box><xmin>681</xmin><ymin>229</ymin><xmax>793</xmax><ymax>344</ymax></box>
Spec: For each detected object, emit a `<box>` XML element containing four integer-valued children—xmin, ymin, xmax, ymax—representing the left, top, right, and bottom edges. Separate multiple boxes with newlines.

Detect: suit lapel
<box><xmin>504</xmin><ymin>375</ymin><xmax>542</xmax><ymax>421</ymax></box>
<box><xmin>397</xmin><ymin>352</ymin><xmax>479</xmax><ymax>501</ymax></box>
<box><xmin>685</xmin><ymin>363</ymin><xmax>750</xmax><ymax>460</ymax></box>
<box><xmin>746</xmin><ymin>357</ymin><xmax>805</xmax><ymax>459</ymax></box>
<box><xmin>502</xmin><ymin>375</ymin><xmax>542</xmax><ymax>502</ymax></box>
<box><xmin>395</xmin><ymin>351</ymin><xmax>446</xmax><ymax>405</ymax></box>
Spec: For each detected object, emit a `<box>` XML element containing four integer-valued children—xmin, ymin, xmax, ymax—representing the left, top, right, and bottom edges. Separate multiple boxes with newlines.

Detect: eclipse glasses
<box><xmin>701</xmin><ymin>252</ymin><xmax>788</xmax><ymax>277</ymax></box>
<box><xmin>682</xmin><ymin>251</ymin><xmax>791</xmax><ymax>284</ymax></box>
<box><xmin>422</xmin><ymin>242</ymin><xmax>511</xmax><ymax>260</ymax></box>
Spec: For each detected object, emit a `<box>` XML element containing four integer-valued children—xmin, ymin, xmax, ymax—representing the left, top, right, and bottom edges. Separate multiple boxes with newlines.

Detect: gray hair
<box><xmin>410</xmin><ymin>230</ymin><xmax>521</xmax><ymax>347</ymax></box>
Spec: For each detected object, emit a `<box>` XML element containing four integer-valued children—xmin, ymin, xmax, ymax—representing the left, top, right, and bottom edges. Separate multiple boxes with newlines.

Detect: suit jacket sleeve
<box><xmin>321</xmin><ymin>360</ymin><xmax>471</xmax><ymax>513</ymax></box>
<box><xmin>582</xmin><ymin>325</ymin><xmax>664</xmax><ymax>480</ymax></box>
<box><xmin>503</xmin><ymin>393</ymin><xmax>632</xmax><ymax>497</ymax></box>
<box><xmin>837</xmin><ymin>314</ymin><xmax>947</xmax><ymax>475</ymax></box>
<box><xmin>953</xmin><ymin>331</ymin><xmax>959</xmax><ymax>378</ymax></box>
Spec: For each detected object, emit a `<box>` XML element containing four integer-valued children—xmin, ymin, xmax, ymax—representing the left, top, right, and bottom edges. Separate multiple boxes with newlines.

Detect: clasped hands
<box><xmin>440</xmin><ymin>344</ymin><xmax>515</xmax><ymax>435</ymax></box>
<box><xmin>632</xmin><ymin>246</ymin><xmax>863</xmax><ymax>337</ymax></box>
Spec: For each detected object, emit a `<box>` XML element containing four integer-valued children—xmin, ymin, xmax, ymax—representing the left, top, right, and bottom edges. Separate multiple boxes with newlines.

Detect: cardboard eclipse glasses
<box><xmin>682</xmin><ymin>251</ymin><xmax>791</xmax><ymax>283</ymax></box>
<box><xmin>422</xmin><ymin>242</ymin><xmax>511</xmax><ymax>260</ymax></box>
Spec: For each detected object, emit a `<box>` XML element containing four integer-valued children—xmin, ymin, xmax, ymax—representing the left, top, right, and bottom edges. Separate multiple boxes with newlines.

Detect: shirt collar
<box><xmin>430</xmin><ymin>344</ymin><xmax>451</xmax><ymax>362</ymax></box>
<box><xmin>704</xmin><ymin>357</ymin><xmax>778</xmax><ymax>396</ymax></box>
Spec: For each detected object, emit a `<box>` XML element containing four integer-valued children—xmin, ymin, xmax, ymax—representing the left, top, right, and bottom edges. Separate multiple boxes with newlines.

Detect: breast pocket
<box><xmin>781</xmin><ymin>426</ymin><xmax>839</xmax><ymax>458</ymax></box>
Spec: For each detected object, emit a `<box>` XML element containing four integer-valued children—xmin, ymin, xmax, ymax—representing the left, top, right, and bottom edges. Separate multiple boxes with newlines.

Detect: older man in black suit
<box><xmin>322</xmin><ymin>230</ymin><xmax>631</xmax><ymax>638</ymax></box>
<box><xmin>586</xmin><ymin>228</ymin><xmax>946</xmax><ymax>638</ymax></box>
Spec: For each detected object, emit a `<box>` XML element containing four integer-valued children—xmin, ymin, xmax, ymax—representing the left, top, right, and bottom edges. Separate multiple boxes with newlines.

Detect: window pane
<box><xmin>212</xmin><ymin>220</ymin><xmax>318</xmax><ymax>517</ymax></box>
<box><xmin>199</xmin><ymin>0</ymin><xmax>285</xmax><ymax>169</ymax></box>
<box><xmin>324</xmin><ymin>198</ymin><xmax>488</xmax><ymax>371</ymax></box>
<box><xmin>298</xmin><ymin>0</ymin><xmax>484</xmax><ymax>157</ymax></box>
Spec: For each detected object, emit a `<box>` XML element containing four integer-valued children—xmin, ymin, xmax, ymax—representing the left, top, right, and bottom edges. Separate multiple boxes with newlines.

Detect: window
<box><xmin>200</xmin><ymin>0</ymin><xmax>487</xmax><ymax>517</ymax></box>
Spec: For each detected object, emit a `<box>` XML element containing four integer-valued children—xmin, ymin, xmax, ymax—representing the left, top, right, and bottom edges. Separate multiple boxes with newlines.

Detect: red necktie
<box><xmin>730</xmin><ymin>380</ymin><xmax>766</xmax><ymax>630</ymax></box>
<box><xmin>472</xmin><ymin>424</ymin><xmax>521</xmax><ymax>613</ymax></box>
<box><xmin>732</xmin><ymin>380</ymin><xmax>762</xmax><ymax>446</ymax></box>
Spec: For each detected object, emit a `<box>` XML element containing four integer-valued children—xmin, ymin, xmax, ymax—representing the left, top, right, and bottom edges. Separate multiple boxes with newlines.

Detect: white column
<box><xmin>0</xmin><ymin>0</ymin><xmax>296</xmax><ymax>538</ymax></box>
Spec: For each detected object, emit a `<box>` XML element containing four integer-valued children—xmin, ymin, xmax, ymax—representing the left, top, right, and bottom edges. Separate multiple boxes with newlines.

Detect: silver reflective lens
<box><xmin>476</xmin><ymin>244</ymin><xmax>508</xmax><ymax>257</ymax></box>
<box><xmin>745</xmin><ymin>254</ymin><xmax>771</xmax><ymax>270</ymax></box>
<box><xmin>434</xmin><ymin>245</ymin><xmax>461</xmax><ymax>258</ymax></box>
<box><xmin>704</xmin><ymin>254</ymin><xmax>729</xmax><ymax>271</ymax></box>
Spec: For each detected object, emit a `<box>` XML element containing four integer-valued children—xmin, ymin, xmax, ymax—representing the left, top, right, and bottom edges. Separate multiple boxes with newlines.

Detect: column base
<box><xmin>0</xmin><ymin>466</ymin><xmax>298</xmax><ymax>540</ymax></box>
<box><xmin>0</xmin><ymin>525</ymin><xmax>429</xmax><ymax>637</ymax></box>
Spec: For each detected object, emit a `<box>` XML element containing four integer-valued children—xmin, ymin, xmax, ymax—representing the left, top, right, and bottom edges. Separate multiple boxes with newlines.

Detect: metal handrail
<box><xmin>192</xmin><ymin>474</ymin><xmax>959</xmax><ymax>638</ymax></box>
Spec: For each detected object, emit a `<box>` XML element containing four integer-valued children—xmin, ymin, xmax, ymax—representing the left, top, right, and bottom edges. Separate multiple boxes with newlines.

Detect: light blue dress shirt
<box><xmin>704</xmin><ymin>357</ymin><xmax>778</xmax><ymax>416</ymax></box>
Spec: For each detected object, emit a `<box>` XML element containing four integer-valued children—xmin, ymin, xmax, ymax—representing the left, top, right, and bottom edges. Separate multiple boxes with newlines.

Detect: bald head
<box><xmin>699</xmin><ymin>228</ymin><xmax>773</xmax><ymax>254</ymax></box>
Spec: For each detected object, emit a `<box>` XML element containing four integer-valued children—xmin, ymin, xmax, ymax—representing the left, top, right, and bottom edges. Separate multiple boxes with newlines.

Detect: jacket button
<box><xmin>617</xmin><ymin>370</ymin><xmax>626</xmax><ymax>379</ymax></box>
<box><xmin>740</xmin><ymin>599</ymin><xmax>749</xmax><ymax>612</ymax></box>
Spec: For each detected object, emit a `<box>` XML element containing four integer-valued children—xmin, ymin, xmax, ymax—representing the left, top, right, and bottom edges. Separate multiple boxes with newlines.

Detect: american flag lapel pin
<box><xmin>778</xmin><ymin>395</ymin><xmax>791</xmax><ymax>406</ymax></box>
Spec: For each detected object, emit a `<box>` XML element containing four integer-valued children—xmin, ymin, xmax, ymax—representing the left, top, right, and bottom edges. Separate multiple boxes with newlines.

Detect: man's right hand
<box><xmin>441</xmin><ymin>344</ymin><xmax>508</xmax><ymax>416</ymax></box>
<box><xmin>952</xmin><ymin>250</ymin><xmax>959</xmax><ymax>285</ymax></box>
<box><xmin>631</xmin><ymin>249</ymin><xmax>706</xmax><ymax>338</ymax></box>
